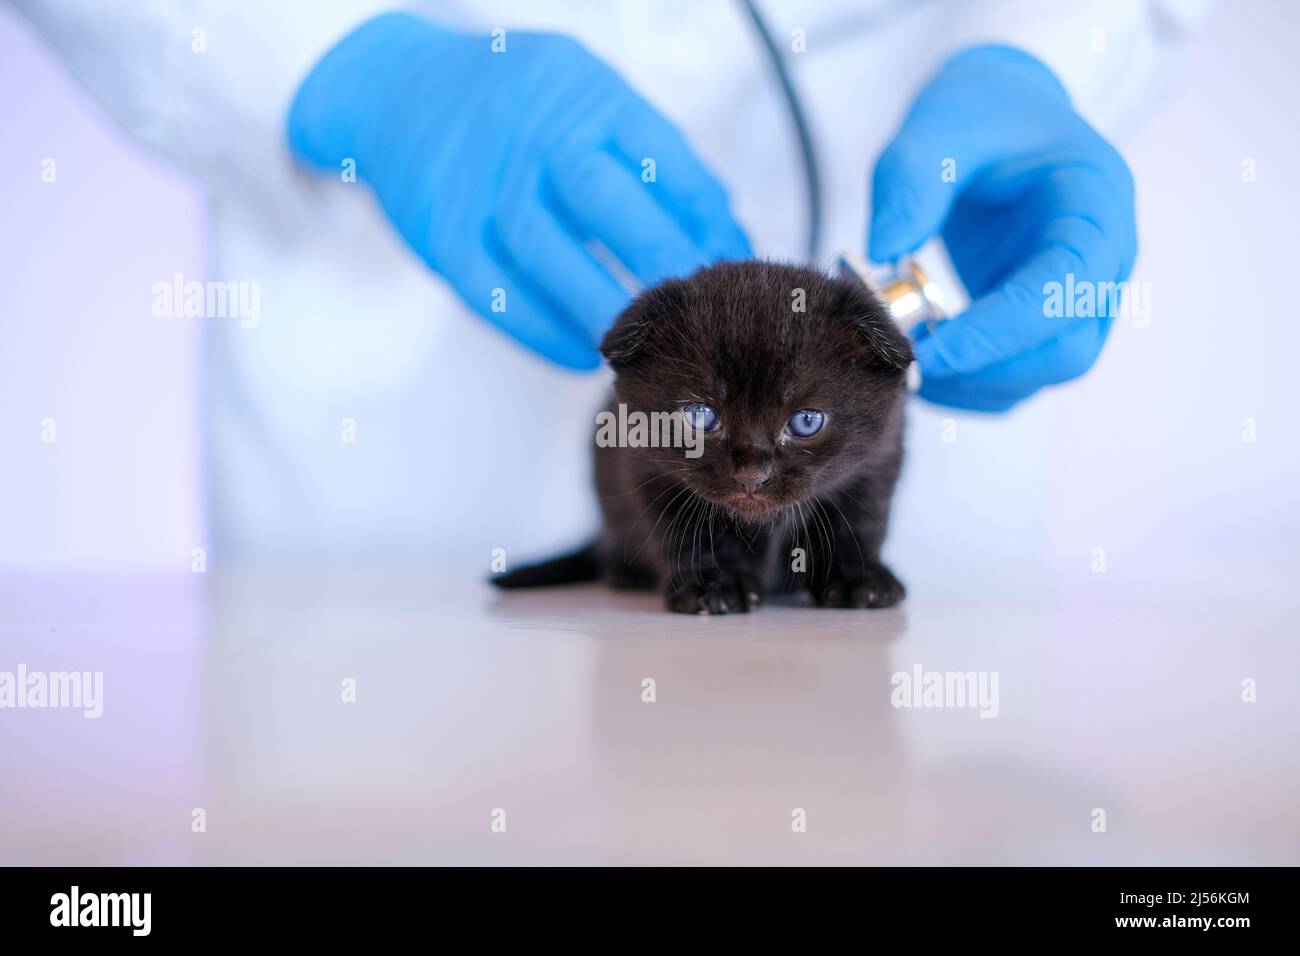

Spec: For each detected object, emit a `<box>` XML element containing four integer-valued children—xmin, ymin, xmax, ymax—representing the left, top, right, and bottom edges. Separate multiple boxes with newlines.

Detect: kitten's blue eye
<box><xmin>788</xmin><ymin>409</ymin><xmax>825</xmax><ymax>437</ymax></box>
<box><xmin>683</xmin><ymin>403</ymin><xmax>719</xmax><ymax>432</ymax></box>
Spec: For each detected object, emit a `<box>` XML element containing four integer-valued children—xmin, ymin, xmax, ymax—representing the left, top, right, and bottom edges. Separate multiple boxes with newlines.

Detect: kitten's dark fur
<box><xmin>495</xmin><ymin>260</ymin><xmax>911</xmax><ymax>614</ymax></box>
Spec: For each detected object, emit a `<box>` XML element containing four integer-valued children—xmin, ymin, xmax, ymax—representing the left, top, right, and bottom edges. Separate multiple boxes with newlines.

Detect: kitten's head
<box><xmin>601</xmin><ymin>261</ymin><xmax>911</xmax><ymax>522</ymax></box>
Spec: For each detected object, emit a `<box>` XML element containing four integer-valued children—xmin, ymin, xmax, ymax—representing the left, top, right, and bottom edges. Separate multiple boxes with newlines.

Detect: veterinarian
<box><xmin>9</xmin><ymin>0</ymin><xmax>1206</xmax><ymax>564</ymax></box>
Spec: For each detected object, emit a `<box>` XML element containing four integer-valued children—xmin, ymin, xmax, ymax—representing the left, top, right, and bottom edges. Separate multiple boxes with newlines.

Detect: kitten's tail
<box><xmin>489</xmin><ymin>543</ymin><xmax>601</xmax><ymax>589</ymax></box>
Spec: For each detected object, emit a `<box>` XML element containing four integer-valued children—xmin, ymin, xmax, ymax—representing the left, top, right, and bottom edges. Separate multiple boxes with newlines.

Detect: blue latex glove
<box><xmin>870</xmin><ymin>46</ymin><xmax>1137</xmax><ymax>411</ymax></box>
<box><xmin>288</xmin><ymin>13</ymin><xmax>749</xmax><ymax>370</ymax></box>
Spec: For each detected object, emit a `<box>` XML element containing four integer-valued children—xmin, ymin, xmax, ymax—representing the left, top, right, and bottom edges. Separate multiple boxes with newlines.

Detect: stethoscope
<box><xmin>740</xmin><ymin>0</ymin><xmax>960</xmax><ymax>377</ymax></box>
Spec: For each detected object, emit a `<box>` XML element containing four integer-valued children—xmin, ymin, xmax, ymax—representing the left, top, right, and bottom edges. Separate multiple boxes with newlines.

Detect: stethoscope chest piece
<box><xmin>836</xmin><ymin>251</ymin><xmax>947</xmax><ymax>335</ymax></box>
<box><xmin>837</xmin><ymin>246</ymin><xmax>969</xmax><ymax>394</ymax></box>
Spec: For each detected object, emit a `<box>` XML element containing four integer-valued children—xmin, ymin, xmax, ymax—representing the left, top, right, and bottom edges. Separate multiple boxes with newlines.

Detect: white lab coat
<box><xmin>8</xmin><ymin>0</ymin><xmax>1207</xmax><ymax>571</ymax></box>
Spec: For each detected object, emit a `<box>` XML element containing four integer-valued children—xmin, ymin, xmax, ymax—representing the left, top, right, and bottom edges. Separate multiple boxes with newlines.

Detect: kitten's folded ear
<box><xmin>834</xmin><ymin>279</ymin><xmax>914</xmax><ymax>372</ymax></box>
<box><xmin>600</xmin><ymin>279</ymin><xmax>690</xmax><ymax>372</ymax></box>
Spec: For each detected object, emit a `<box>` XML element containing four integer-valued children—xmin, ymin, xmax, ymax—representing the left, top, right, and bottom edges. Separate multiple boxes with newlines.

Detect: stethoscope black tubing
<box><xmin>737</xmin><ymin>0</ymin><xmax>823</xmax><ymax>260</ymax></box>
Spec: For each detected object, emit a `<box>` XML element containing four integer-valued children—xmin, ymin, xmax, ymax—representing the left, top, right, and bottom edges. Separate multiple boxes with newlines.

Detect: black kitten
<box><xmin>494</xmin><ymin>260</ymin><xmax>911</xmax><ymax>614</ymax></box>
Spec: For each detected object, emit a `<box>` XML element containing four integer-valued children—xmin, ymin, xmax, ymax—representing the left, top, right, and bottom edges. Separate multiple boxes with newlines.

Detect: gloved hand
<box><xmin>289</xmin><ymin>13</ymin><xmax>749</xmax><ymax>369</ymax></box>
<box><xmin>869</xmin><ymin>45</ymin><xmax>1137</xmax><ymax>411</ymax></box>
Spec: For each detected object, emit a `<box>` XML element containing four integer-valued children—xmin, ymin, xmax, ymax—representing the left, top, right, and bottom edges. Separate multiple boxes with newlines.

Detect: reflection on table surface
<box><xmin>1</xmin><ymin>563</ymin><xmax>1296</xmax><ymax>865</ymax></box>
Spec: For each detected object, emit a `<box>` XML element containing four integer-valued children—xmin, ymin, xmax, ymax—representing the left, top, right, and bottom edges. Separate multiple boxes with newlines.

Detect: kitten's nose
<box><xmin>733</xmin><ymin>463</ymin><xmax>773</xmax><ymax>494</ymax></box>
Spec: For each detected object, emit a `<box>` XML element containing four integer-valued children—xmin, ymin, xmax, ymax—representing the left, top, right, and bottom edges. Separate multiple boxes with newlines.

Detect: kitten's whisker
<box><xmin>601</xmin><ymin>466</ymin><xmax>692</xmax><ymax>501</ymax></box>
<box><xmin>663</xmin><ymin>494</ymin><xmax>689</xmax><ymax>579</ymax></box>
<box><xmin>657</xmin><ymin>489</ymin><xmax>693</xmax><ymax>569</ymax></box>
<box><xmin>790</xmin><ymin>502</ymin><xmax>800</xmax><ymax>574</ymax></box>
<box><xmin>690</xmin><ymin>497</ymin><xmax>708</xmax><ymax>586</ymax></box>
<box><xmin>840</xmin><ymin>491</ymin><xmax>888</xmax><ymax>534</ymax></box>
<box><xmin>826</xmin><ymin>498</ymin><xmax>867</xmax><ymax>573</ymax></box>
<box><xmin>797</xmin><ymin>500</ymin><xmax>813</xmax><ymax>577</ymax></box>
<box><xmin>687</xmin><ymin>496</ymin><xmax>707</xmax><ymax>586</ymax></box>
<box><xmin>811</xmin><ymin>498</ymin><xmax>834</xmax><ymax>570</ymax></box>
<box><xmin>626</xmin><ymin>482</ymin><xmax>693</xmax><ymax>566</ymax></box>
<box><xmin>784</xmin><ymin>501</ymin><xmax>805</xmax><ymax>591</ymax></box>
<box><xmin>708</xmin><ymin>502</ymin><xmax>721</xmax><ymax>575</ymax></box>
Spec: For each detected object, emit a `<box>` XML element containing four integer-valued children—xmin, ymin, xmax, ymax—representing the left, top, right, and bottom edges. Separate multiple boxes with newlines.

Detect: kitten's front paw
<box><xmin>812</xmin><ymin>562</ymin><xmax>905</xmax><ymax>609</ymax></box>
<box><xmin>666</xmin><ymin>571</ymin><xmax>763</xmax><ymax>615</ymax></box>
